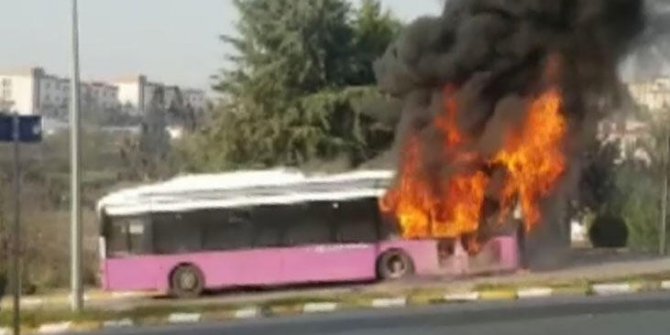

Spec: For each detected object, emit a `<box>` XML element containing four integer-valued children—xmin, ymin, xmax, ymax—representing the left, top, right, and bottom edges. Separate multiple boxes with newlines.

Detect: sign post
<box><xmin>0</xmin><ymin>114</ymin><xmax>42</xmax><ymax>335</ymax></box>
<box><xmin>70</xmin><ymin>0</ymin><xmax>84</xmax><ymax>312</ymax></box>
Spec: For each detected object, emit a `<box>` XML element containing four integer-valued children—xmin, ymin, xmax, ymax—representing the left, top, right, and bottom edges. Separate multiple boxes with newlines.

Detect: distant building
<box><xmin>0</xmin><ymin>67</ymin><xmax>208</xmax><ymax>117</ymax></box>
<box><xmin>0</xmin><ymin>67</ymin><xmax>119</xmax><ymax>117</ymax></box>
<box><xmin>85</xmin><ymin>82</ymin><xmax>120</xmax><ymax>110</ymax></box>
<box><xmin>181</xmin><ymin>88</ymin><xmax>208</xmax><ymax>112</ymax></box>
<box><xmin>628</xmin><ymin>77</ymin><xmax>670</xmax><ymax>112</ymax></box>
<box><xmin>39</xmin><ymin>73</ymin><xmax>70</xmax><ymax>118</ymax></box>
<box><xmin>598</xmin><ymin>117</ymin><xmax>652</xmax><ymax>164</ymax></box>
<box><xmin>114</xmin><ymin>75</ymin><xmax>207</xmax><ymax>115</ymax></box>
<box><xmin>0</xmin><ymin>67</ymin><xmax>42</xmax><ymax>115</ymax></box>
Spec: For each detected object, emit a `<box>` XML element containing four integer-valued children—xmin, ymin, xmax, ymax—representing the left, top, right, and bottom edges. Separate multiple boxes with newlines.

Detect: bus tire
<box><xmin>169</xmin><ymin>264</ymin><xmax>204</xmax><ymax>299</ymax></box>
<box><xmin>377</xmin><ymin>250</ymin><xmax>414</xmax><ymax>280</ymax></box>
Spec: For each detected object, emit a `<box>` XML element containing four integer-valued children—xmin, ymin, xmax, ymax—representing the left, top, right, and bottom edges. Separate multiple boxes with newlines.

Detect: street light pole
<box><xmin>661</xmin><ymin>131</ymin><xmax>669</xmax><ymax>256</ymax></box>
<box><xmin>11</xmin><ymin>113</ymin><xmax>22</xmax><ymax>335</ymax></box>
<box><xmin>70</xmin><ymin>0</ymin><xmax>83</xmax><ymax>312</ymax></box>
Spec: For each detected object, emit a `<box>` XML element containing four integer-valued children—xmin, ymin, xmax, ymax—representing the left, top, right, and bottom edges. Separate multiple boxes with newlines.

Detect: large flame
<box><xmin>381</xmin><ymin>83</ymin><xmax>567</xmax><ymax>245</ymax></box>
<box><xmin>494</xmin><ymin>88</ymin><xmax>567</xmax><ymax>230</ymax></box>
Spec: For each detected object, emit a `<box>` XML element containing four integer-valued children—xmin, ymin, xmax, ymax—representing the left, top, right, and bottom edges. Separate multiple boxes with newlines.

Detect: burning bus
<box><xmin>372</xmin><ymin>0</ymin><xmax>645</xmax><ymax>268</ymax></box>
<box><xmin>96</xmin><ymin>169</ymin><xmax>519</xmax><ymax>298</ymax></box>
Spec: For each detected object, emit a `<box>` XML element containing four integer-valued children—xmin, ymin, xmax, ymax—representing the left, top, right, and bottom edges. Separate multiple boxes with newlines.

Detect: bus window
<box><xmin>106</xmin><ymin>220</ymin><xmax>129</xmax><ymax>257</ymax></box>
<box><xmin>202</xmin><ymin>209</ymin><xmax>254</xmax><ymax>251</ymax></box>
<box><xmin>152</xmin><ymin>212</ymin><xmax>202</xmax><ymax>254</ymax></box>
<box><xmin>105</xmin><ymin>216</ymin><xmax>150</xmax><ymax>257</ymax></box>
<box><xmin>251</xmin><ymin>205</ymin><xmax>286</xmax><ymax>248</ymax></box>
<box><xmin>128</xmin><ymin>218</ymin><xmax>150</xmax><ymax>254</ymax></box>
<box><xmin>333</xmin><ymin>199</ymin><xmax>378</xmax><ymax>244</ymax></box>
<box><xmin>379</xmin><ymin>212</ymin><xmax>403</xmax><ymax>240</ymax></box>
<box><xmin>283</xmin><ymin>202</ymin><xmax>334</xmax><ymax>246</ymax></box>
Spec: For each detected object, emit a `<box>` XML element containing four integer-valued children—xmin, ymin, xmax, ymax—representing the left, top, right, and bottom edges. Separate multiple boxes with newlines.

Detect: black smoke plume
<box><xmin>628</xmin><ymin>0</ymin><xmax>670</xmax><ymax>80</ymax></box>
<box><xmin>374</xmin><ymin>0</ymin><xmax>647</xmax><ymax>267</ymax></box>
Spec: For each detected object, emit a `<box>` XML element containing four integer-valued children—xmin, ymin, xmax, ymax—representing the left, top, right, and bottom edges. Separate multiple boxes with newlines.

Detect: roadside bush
<box><xmin>588</xmin><ymin>215</ymin><xmax>629</xmax><ymax>248</ymax></box>
<box><xmin>612</xmin><ymin>160</ymin><xmax>663</xmax><ymax>252</ymax></box>
<box><xmin>0</xmin><ymin>264</ymin><xmax>6</xmax><ymax>299</ymax></box>
<box><xmin>0</xmin><ymin>130</ymin><xmax>131</xmax><ymax>293</ymax></box>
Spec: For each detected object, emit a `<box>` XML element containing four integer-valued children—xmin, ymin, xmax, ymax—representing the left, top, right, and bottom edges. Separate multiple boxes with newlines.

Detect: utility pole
<box><xmin>70</xmin><ymin>0</ymin><xmax>83</xmax><ymax>312</ymax></box>
<box><xmin>661</xmin><ymin>130</ymin><xmax>669</xmax><ymax>256</ymax></box>
<box><xmin>11</xmin><ymin>113</ymin><xmax>21</xmax><ymax>335</ymax></box>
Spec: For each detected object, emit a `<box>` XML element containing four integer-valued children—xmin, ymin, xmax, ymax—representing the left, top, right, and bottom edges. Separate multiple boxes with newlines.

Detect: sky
<box><xmin>0</xmin><ymin>0</ymin><xmax>442</xmax><ymax>92</ymax></box>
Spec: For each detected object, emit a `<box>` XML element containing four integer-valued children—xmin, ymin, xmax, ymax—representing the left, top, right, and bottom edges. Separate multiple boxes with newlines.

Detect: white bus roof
<box><xmin>97</xmin><ymin>169</ymin><xmax>395</xmax><ymax>217</ymax></box>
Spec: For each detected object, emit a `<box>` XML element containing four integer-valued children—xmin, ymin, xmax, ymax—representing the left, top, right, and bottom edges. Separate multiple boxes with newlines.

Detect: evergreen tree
<box><xmin>185</xmin><ymin>0</ymin><xmax>402</xmax><ymax>171</ymax></box>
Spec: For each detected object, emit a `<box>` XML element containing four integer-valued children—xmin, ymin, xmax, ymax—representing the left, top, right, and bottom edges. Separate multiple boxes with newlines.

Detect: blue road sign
<box><xmin>0</xmin><ymin>116</ymin><xmax>11</xmax><ymax>142</ymax></box>
<box><xmin>0</xmin><ymin>115</ymin><xmax>42</xmax><ymax>143</ymax></box>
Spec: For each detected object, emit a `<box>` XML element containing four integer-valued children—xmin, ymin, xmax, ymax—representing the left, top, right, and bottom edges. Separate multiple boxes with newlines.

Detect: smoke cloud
<box><xmin>627</xmin><ymin>0</ymin><xmax>670</xmax><ymax>80</ymax></box>
<box><xmin>375</xmin><ymin>0</ymin><xmax>647</xmax><ymax>267</ymax></box>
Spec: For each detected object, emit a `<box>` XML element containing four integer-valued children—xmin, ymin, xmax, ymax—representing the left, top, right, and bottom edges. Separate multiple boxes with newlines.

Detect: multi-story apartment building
<box><xmin>114</xmin><ymin>75</ymin><xmax>207</xmax><ymax>115</ymax></box>
<box><xmin>628</xmin><ymin>77</ymin><xmax>670</xmax><ymax>113</ymax></box>
<box><xmin>0</xmin><ymin>67</ymin><xmax>116</xmax><ymax>117</ymax></box>
<box><xmin>0</xmin><ymin>67</ymin><xmax>42</xmax><ymax>115</ymax></box>
<box><xmin>0</xmin><ymin>67</ymin><xmax>207</xmax><ymax>117</ymax></box>
<box><xmin>85</xmin><ymin>82</ymin><xmax>120</xmax><ymax>110</ymax></box>
<box><xmin>593</xmin><ymin>77</ymin><xmax>670</xmax><ymax>165</ymax></box>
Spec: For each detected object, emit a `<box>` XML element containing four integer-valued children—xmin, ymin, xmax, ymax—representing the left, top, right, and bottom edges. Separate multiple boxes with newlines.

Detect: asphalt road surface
<box><xmin>85</xmin><ymin>292</ymin><xmax>670</xmax><ymax>335</ymax></box>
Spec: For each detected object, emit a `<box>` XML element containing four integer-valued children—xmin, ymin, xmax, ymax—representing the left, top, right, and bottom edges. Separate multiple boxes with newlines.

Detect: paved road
<box><xmin>85</xmin><ymin>292</ymin><xmax>670</xmax><ymax>335</ymax></box>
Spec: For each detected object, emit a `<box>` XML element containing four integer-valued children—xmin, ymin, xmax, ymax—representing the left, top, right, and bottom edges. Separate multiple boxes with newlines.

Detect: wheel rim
<box><xmin>178</xmin><ymin>271</ymin><xmax>197</xmax><ymax>291</ymax></box>
<box><xmin>387</xmin><ymin>255</ymin><xmax>407</xmax><ymax>278</ymax></box>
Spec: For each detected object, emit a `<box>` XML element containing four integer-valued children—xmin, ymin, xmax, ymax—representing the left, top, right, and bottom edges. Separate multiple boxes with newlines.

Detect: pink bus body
<box><xmin>101</xmin><ymin>237</ymin><xmax>519</xmax><ymax>293</ymax></box>
<box><xmin>97</xmin><ymin>170</ymin><xmax>520</xmax><ymax>295</ymax></box>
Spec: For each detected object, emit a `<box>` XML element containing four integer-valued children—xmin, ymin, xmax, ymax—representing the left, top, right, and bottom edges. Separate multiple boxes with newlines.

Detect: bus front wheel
<box><xmin>170</xmin><ymin>264</ymin><xmax>204</xmax><ymax>299</ymax></box>
<box><xmin>377</xmin><ymin>250</ymin><xmax>414</xmax><ymax>280</ymax></box>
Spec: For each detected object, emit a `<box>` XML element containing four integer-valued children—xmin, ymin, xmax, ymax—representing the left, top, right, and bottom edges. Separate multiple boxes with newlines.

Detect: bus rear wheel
<box><xmin>377</xmin><ymin>250</ymin><xmax>414</xmax><ymax>280</ymax></box>
<box><xmin>170</xmin><ymin>265</ymin><xmax>204</xmax><ymax>299</ymax></box>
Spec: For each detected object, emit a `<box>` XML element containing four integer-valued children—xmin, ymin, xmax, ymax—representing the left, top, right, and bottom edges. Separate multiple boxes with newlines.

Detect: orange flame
<box><xmin>494</xmin><ymin>88</ymin><xmax>567</xmax><ymax>231</ymax></box>
<box><xmin>381</xmin><ymin>80</ymin><xmax>567</xmax><ymax>244</ymax></box>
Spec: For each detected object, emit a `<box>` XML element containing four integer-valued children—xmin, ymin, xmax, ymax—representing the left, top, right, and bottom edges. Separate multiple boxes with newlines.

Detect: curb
<box><xmin>0</xmin><ymin>291</ymin><xmax>154</xmax><ymax>310</ymax></box>
<box><xmin>233</xmin><ymin>307</ymin><xmax>261</xmax><ymax>319</ymax></box>
<box><xmin>8</xmin><ymin>277</ymin><xmax>670</xmax><ymax>334</ymax></box>
<box><xmin>37</xmin><ymin>322</ymin><xmax>72</xmax><ymax>334</ymax></box>
<box><xmin>478</xmin><ymin>289</ymin><xmax>517</xmax><ymax>301</ymax></box>
<box><xmin>303</xmin><ymin>302</ymin><xmax>338</xmax><ymax>313</ymax></box>
<box><xmin>102</xmin><ymin>318</ymin><xmax>134</xmax><ymax>328</ymax></box>
<box><xmin>371</xmin><ymin>297</ymin><xmax>407</xmax><ymax>308</ymax></box>
<box><xmin>591</xmin><ymin>283</ymin><xmax>635</xmax><ymax>296</ymax></box>
<box><xmin>517</xmin><ymin>287</ymin><xmax>554</xmax><ymax>299</ymax></box>
<box><xmin>662</xmin><ymin>280</ymin><xmax>670</xmax><ymax>290</ymax></box>
<box><xmin>167</xmin><ymin>313</ymin><xmax>201</xmax><ymax>324</ymax></box>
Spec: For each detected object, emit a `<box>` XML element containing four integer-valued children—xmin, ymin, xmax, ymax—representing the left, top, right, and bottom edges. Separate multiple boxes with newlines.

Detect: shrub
<box><xmin>588</xmin><ymin>215</ymin><xmax>629</xmax><ymax>248</ymax></box>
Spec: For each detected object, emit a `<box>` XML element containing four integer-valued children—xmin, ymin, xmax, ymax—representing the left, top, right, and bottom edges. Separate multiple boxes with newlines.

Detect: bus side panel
<box><xmin>104</xmin><ymin>257</ymin><xmax>168</xmax><ymax>292</ymax></box>
<box><xmin>103</xmin><ymin>251</ymin><xmax>286</xmax><ymax>292</ymax></box>
<box><xmin>280</xmin><ymin>244</ymin><xmax>377</xmax><ymax>284</ymax></box>
<box><xmin>197</xmin><ymin>250</ymin><xmax>284</xmax><ymax>288</ymax></box>
<box><xmin>473</xmin><ymin>235</ymin><xmax>519</xmax><ymax>273</ymax></box>
<box><xmin>377</xmin><ymin>240</ymin><xmax>440</xmax><ymax>276</ymax></box>
<box><xmin>377</xmin><ymin>237</ymin><xmax>520</xmax><ymax>277</ymax></box>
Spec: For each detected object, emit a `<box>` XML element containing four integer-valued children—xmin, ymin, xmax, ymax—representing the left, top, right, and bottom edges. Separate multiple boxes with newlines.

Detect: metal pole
<box><xmin>11</xmin><ymin>113</ymin><xmax>21</xmax><ymax>335</ymax></box>
<box><xmin>661</xmin><ymin>132</ymin><xmax>669</xmax><ymax>256</ymax></box>
<box><xmin>70</xmin><ymin>0</ymin><xmax>83</xmax><ymax>312</ymax></box>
